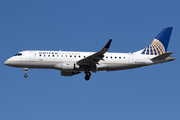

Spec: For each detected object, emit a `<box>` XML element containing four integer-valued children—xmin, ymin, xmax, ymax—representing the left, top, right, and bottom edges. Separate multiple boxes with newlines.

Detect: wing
<box><xmin>77</xmin><ymin>39</ymin><xmax>112</xmax><ymax>66</ymax></box>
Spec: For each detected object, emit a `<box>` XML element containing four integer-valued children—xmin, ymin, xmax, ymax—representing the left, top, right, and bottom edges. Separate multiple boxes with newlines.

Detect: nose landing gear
<box><xmin>23</xmin><ymin>68</ymin><xmax>29</xmax><ymax>78</ymax></box>
<box><xmin>24</xmin><ymin>74</ymin><xmax>28</xmax><ymax>78</ymax></box>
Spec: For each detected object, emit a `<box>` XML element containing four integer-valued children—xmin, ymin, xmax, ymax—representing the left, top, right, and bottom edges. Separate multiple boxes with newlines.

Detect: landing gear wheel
<box><xmin>23</xmin><ymin>68</ymin><xmax>29</xmax><ymax>78</ymax></box>
<box><xmin>84</xmin><ymin>71</ymin><xmax>91</xmax><ymax>81</ymax></box>
<box><xmin>24</xmin><ymin>74</ymin><xmax>28</xmax><ymax>78</ymax></box>
<box><xmin>85</xmin><ymin>75</ymin><xmax>90</xmax><ymax>81</ymax></box>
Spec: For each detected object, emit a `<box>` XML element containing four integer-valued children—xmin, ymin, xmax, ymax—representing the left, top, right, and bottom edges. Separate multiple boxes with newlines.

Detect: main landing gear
<box><xmin>84</xmin><ymin>70</ymin><xmax>91</xmax><ymax>81</ymax></box>
<box><xmin>23</xmin><ymin>68</ymin><xmax>29</xmax><ymax>78</ymax></box>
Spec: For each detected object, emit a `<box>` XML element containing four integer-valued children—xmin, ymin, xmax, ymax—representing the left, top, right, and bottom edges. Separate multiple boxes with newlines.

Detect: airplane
<box><xmin>4</xmin><ymin>27</ymin><xmax>175</xmax><ymax>81</ymax></box>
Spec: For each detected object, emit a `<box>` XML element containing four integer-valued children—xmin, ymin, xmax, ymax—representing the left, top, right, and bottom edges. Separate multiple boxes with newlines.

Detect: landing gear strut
<box><xmin>84</xmin><ymin>70</ymin><xmax>91</xmax><ymax>81</ymax></box>
<box><xmin>23</xmin><ymin>68</ymin><xmax>29</xmax><ymax>78</ymax></box>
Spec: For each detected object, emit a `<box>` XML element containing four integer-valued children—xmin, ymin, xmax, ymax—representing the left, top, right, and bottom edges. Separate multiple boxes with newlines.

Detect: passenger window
<box><xmin>53</xmin><ymin>55</ymin><xmax>54</xmax><ymax>57</ymax></box>
<box><xmin>110</xmin><ymin>56</ymin><xmax>112</xmax><ymax>58</ymax></box>
<box><xmin>119</xmin><ymin>57</ymin><xmax>121</xmax><ymax>59</ymax></box>
<box><xmin>57</xmin><ymin>55</ymin><xmax>59</xmax><ymax>57</ymax></box>
<box><xmin>39</xmin><ymin>54</ymin><xmax>41</xmax><ymax>57</ymax></box>
<box><xmin>48</xmin><ymin>55</ymin><xmax>50</xmax><ymax>57</ymax></box>
<box><xmin>115</xmin><ymin>57</ymin><xmax>117</xmax><ymax>59</ymax></box>
<box><xmin>61</xmin><ymin>55</ymin><xmax>63</xmax><ymax>57</ymax></box>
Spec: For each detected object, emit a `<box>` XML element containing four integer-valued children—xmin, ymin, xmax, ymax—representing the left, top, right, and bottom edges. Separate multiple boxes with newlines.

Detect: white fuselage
<box><xmin>4</xmin><ymin>27</ymin><xmax>175</xmax><ymax>80</ymax></box>
<box><xmin>4</xmin><ymin>50</ymin><xmax>167</xmax><ymax>72</ymax></box>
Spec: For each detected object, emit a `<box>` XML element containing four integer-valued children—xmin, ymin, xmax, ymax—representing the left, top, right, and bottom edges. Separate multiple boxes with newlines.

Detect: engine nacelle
<box><xmin>61</xmin><ymin>71</ymin><xmax>80</xmax><ymax>76</ymax></box>
<box><xmin>54</xmin><ymin>63</ymin><xmax>79</xmax><ymax>70</ymax></box>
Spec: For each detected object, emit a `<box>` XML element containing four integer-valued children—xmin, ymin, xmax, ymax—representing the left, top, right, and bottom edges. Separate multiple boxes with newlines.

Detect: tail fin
<box><xmin>141</xmin><ymin>27</ymin><xmax>173</xmax><ymax>55</ymax></box>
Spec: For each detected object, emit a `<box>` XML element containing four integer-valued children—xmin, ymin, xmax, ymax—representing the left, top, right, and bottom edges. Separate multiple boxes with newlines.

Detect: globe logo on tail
<box><xmin>141</xmin><ymin>39</ymin><xmax>165</xmax><ymax>55</ymax></box>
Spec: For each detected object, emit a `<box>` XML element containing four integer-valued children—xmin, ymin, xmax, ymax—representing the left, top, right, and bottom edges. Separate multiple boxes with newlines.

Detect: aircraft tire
<box><xmin>84</xmin><ymin>71</ymin><xmax>91</xmax><ymax>81</ymax></box>
<box><xmin>24</xmin><ymin>74</ymin><xmax>28</xmax><ymax>78</ymax></box>
<box><xmin>85</xmin><ymin>76</ymin><xmax>90</xmax><ymax>81</ymax></box>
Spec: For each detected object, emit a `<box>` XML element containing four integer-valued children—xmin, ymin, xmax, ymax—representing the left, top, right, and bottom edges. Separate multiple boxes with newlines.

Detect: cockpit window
<box><xmin>14</xmin><ymin>53</ymin><xmax>22</xmax><ymax>56</ymax></box>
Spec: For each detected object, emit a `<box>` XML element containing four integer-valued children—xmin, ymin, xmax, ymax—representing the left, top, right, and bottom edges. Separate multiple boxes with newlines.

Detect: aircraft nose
<box><xmin>4</xmin><ymin>60</ymin><xmax>10</xmax><ymax>66</ymax></box>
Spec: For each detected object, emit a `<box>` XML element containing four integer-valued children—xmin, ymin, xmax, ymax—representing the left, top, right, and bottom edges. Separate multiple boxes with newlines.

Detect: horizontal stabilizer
<box><xmin>151</xmin><ymin>52</ymin><xmax>173</xmax><ymax>60</ymax></box>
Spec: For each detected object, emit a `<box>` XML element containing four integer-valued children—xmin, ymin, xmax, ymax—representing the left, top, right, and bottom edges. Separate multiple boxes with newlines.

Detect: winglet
<box><xmin>104</xmin><ymin>39</ymin><xmax>112</xmax><ymax>49</ymax></box>
<box><xmin>101</xmin><ymin>39</ymin><xmax>112</xmax><ymax>53</ymax></box>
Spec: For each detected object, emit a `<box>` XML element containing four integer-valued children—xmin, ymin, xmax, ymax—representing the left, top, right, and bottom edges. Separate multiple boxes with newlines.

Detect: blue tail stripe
<box><xmin>155</xmin><ymin>27</ymin><xmax>173</xmax><ymax>51</ymax></box>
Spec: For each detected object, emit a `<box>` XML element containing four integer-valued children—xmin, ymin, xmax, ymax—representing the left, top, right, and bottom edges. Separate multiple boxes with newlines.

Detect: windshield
<box><xmin>14</xmin><ymin>53</ymin><xmax>22</xmax><ymax>56</ymax></box>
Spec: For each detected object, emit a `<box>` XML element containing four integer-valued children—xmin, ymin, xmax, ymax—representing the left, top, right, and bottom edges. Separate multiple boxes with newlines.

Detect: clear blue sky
<box><xmin>0</xmin><ymin>0</ymin><xmax>179</xmax><ymax>120</ymax></box>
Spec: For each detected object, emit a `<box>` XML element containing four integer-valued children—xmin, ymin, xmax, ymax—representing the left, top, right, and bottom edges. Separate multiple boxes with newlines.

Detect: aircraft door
<box><xmin>29</xmin><ymin>51</ymin><xmax>35</xmax><ymax>61</ymax></box>
<box><xmin>128</xmin><ymin>53</ymin><xmax>134</xmax><ymax>63</ymax></box>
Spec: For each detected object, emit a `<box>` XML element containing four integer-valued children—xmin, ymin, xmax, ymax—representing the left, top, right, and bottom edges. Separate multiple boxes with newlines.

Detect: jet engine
<box><xmin>54</xmin><ymin>63</ymin><xmax>80</xmax><ymax>70</ymax></box>
<box><xmin>61</xmin><ymin>71</ymin><xmax>81</xmax><ymax>76</ymax></box>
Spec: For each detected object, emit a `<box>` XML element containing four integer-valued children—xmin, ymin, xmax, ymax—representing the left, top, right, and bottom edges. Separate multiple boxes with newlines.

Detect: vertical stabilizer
<box><xmin>141</xmin><ymin>27</ymin><xmax>173</xmax><ymax>55</ymax></box>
